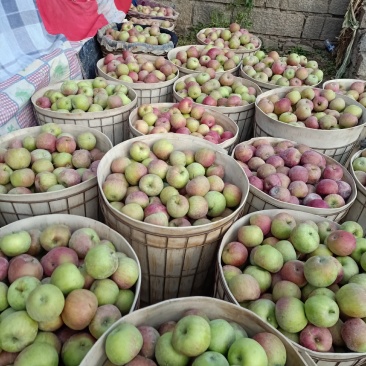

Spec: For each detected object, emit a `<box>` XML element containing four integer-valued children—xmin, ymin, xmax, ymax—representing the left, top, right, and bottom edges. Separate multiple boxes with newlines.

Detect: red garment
<box><xmin>36</xmin><ymin>0</ymin><xmax>131</xmax><ymax>41</ymax></box>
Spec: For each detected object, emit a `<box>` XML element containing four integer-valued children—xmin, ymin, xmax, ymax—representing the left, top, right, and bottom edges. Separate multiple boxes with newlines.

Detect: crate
<box><xmin>173</xmin><ymin>73</ymin><xmax>262</xmax><ymax>143</ymax></box>
<box><xmin>254</xmin><ymin>86</ymin><xmax>366</xmax><ymax>165</ymax></box>
<box><xmin>233</xmin><ymin>137</ymin><xmax>357</xmax><ymax>222</ymax></box>
<box><xmin>31</xmin><ymin>79</ymin><xmax>137</xmax><ymax>146</ymax></box>
<box><xmin>128</xmin><ymin>102</ymin><xmax>239</xmax><ymax>152</ymax></box>
<box><xmin>97</xmin><ymin>134</ymin><xmax>249</xmax><ymax>304</ymax></box>
<box><xmin>214</xmin><ymin>209</ymin><xmax>366</xmax><ymax>366</ymax></box>
<box><xmin>80</xmin><ymin>296</ymin><xmax>315</xmax><ymax>366</ymax></box>
<box><xmin>0</xmin><ymin>125</ymin><xmax>112</xmax><ymax>226</ymax></box>
<box><xmin>97</xmin><ymin>56</ymin><xmax>179</xmax><ymax>107</ymax></box>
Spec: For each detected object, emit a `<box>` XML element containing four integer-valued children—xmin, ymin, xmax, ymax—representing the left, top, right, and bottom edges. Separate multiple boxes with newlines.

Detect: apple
<box><xmin>61</xmin><ymin>332</ymin><xmax>96</xmax><ymax>366</ymax></box>
<box><xmin>0</xmin><ymin>230</ymin><xmax>31</xmax><ymax>256</ymax></box>
<box><xmin>15</xmin><ymin>342</ymin><xmax>59</xmax><ymax>366</ymax></box>
<box><xmin>304</xmin><ymin>294</ymin><xmax>339</xmax><ymax>327</ymax></box>
<box><xmin>89</xmin><ymin>304</ymin><xmax>122</xmax><ymax>339</ymax></box>
<box><xmin>7</xmin><ymin>275</ymin><xmax>41</xmax><ymax>311</ymax></box>
<box><xmin>275</xmin><ymin>297</ymin><xmax>308</xmax><ymax>333</ymax></box>
<box><xmin>299</xmin><ymin>324</ymin><xmax>333</xmax><ymax>352</ymax></box>
<box><xmin>84</xmin><ymin>244</ymin><xmax>118</xmax><ymax>280</ymax></box>
<box><xmin>227</xmin><ymin>337</ymin><xmax>268</xmax><ymax>366</ymax></box>
<box><xmin>155</xmin><ymin>331</ymin><xmax>189</xmax><ymax>366</ymax></box>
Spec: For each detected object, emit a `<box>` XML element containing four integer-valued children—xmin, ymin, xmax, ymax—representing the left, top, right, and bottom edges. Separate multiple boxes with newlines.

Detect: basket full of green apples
<box><xmin>79</xmin><ymin>296</ymin><xmax>314</xmax><ymax>366</ymax></box>
<box><xmin>0</xmin><ymin>214</ymin><xmax>141</xmax><ymax>366</ymax></box>
<box><xmin>215</xmin><ymin>209</ymin><xmax>366</xmax><ymax>366</ymax></box>
<box><xmin>31</xmin><ymin>77</ymin><xmax>137</xmax><ymax>146</ymax></box>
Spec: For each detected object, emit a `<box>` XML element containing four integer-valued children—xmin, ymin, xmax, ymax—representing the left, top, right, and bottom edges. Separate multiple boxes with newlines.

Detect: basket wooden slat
<box><xmin>97</xmin><ymin>57</ymin><xmax>179</xmax><ymax>107</ymax></box>
<box><xmin>196</xmin><ymin>28</ymin><xmax>262</xmax><ymax>55</ymax></box>
<box><xmin>31</xmin><ymin>79</ymin><xmax>137</xmax><ymax>146</ymax></box>
<box><xmin>233</xmin><ymin>137</ymin><xmax>357</xmax><ymax>222</ymax></box>
<box><xmin>128</xmin><ymin>102</ymin><xmax>239</xmax><ymax>152</ymax></box>
<box><xmin>214</xmin><ymin>209</ymin><xmax>366</xmax><ymax>366</ymax></box>
<box><xmin>254</xmin><ymin>86</ymin><xmax>366</xmax><ymax>165</ymax></box>
<box><xmin>240</xmin><ymin>65</ymin><xmax>322</xmax><ymax>93</ymax></box>
<box><xmin>0</xmin><ymin>125</ymin><xmax>112</xmax><ymax>226</ymax></box>
<box><xmin>80</xmin><ymin>296</ymin><xmax>314</xmax><ymax>366</ymax></box>
<box><xmin>342</xmin><ymin>148</ymin><xmax>366</xmax><ymax>235</ymax></box>
<box><xmin>97</xmin><ymin>134</ymin><xmax>249</xmax><ymax>305</ymax></box>
<box><xmin>173</xmin><ymin>73</ymin><xmax>262</xmax><ymax>143</ymax></box>
<box><xmin>167</xmin><ymin>45</ymin><xmax>242</xmax><ymax>77</ymax></box>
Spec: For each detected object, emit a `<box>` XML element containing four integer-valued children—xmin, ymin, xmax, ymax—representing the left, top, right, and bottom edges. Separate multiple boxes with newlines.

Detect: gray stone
<box><xmin>169</xmin><ymin>1</ymin><xmax>193</xmax><ymax>29</ymax></box>
<box><xmin>355</xmin><ymin>53</ymin><xmax>366</xmax><ymax>78</ymax></box>
<box><xmin>254</xmin><ymin>0</ymin><xmax>266</xmax><ymax>7</ymax></box>
<box><xmin>260</xmin><ymin>36</ymin><xmax>279</xmax><ymax>50</ymax></box>
<box><xmin>302</xmin><ymin>16</ymin><xmax>325</xmax><ymax>39</ymax></box>
<box><xmin>359</xmin><ymin>32</ymin><xmax>366</xmax><ymax>52</ymax></box>
<box><xmin>192</xmin><ymin>2</ymin><xmax>229</xmax><ymax>25</ymax></box>
<box><xmin>320</xmin><ymin>17</ymin><xmax>344</xmax><ymax>41</ymax></box>
<box><xmin>280</xmin><ymin>0</ymin><xmax>328</xmax><ymax>13</ymax></box>
<box><xmin>265</xmin><ymin>0</ymin><xmax>281</xmax><ymax>8</ymax></box>
<box><xmin>250</xmin><ymin>8</ymin><xmax>304</xmax><ymax>37</ymax></box>
<box><xmin>329</xmin><ymin>0</ymin><xmax>349</xmax><ymax>16</ymax></box>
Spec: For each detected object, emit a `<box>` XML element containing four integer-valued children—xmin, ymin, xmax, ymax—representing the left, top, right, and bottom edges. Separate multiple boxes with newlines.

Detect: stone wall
<box><xmin>165</xmin><ymin>0</ymin><xmax>349</xmax><ymax>51</ymax></box>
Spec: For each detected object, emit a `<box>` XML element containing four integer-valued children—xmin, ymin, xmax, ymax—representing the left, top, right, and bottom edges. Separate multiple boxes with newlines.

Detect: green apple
<box><xmin>252</xmin><ymin>332</ymin><xmax>287</xmax><ymax>366</ymax></box>
<box><xmin>105</xmin><ymin>322</ymin><xmax>143</xmax><ymax>365</ymax></box>
<box><xmin>90</xmin><ymin>279</ymin><xmax>119</xmax><ymax>305</ymax></box>
<box><xmin>33</xmin><ymin>331</ymin><xmax>62</xmax><ymax>353</ymax></box>
<box><xmin>85</xmin><ymin>244</ymin><xmax>118</xmax><ymax>280</ymax></box>
<box><xmin>0</xmin><ymin>282</ymin><xmax>9</xmax><ymax>311</ymax></box>
<box><xmin>61</xmin><ymin>332</ymin><xmax>96</xmax><ymax>366</ymax></box>
<box><xmin>349</xmin><ymin>273</ymin><xmax>366</xmax><ymax>288</ymax></box>
<box><xmin>272</xmin><ymin>280</ymin><xmax>301</xmax><ymax>302</ymax></box>
<box><xmin>351</xmin><ymin>237</ymin><xmax>366</xmax><ymax>263</ymax></box>
<box><xmin>0</xmin><ymin>231</ymin><xmax>31</xmax><ymax>256</ymax></box>
<box><xmin>228</xmin><ymin>337</ymin><xmax>268</xmax><ymax>366</ymax></box>
<box><xmin>304</xmin><ymin>294</ymin><xmax>339</xmax><ymax>327</ymax></box>
<box><xmin>172</xmin><ymin>315</ymin><xmax>211</xmax><ymax>357</ymax></box>
<box><xmin>252</xmin><ymin>245</ymin><xmax>283</xmax><ymax>273</ymax></box>
<box><xmin>275</xmin><ymin>297</ymin><xmax>308</xmax><ymax>333</ymax></box>
<box><xmin>14</xmin><ymin>342</ymin><xmax>58</xmax><ymax>366</ymax></box>
<box><xmin>335</xmin><ymin>283</ymin><xmax>366</xmax><ymax>318</ymax></box>
<box><xmin>290</xmin><ymin>223</ymin><xmax>320</xmax><ymax>254</ymax></box>
<box><xmin>50</xmin><ymin>262</ymin><xmax>85</xmax><ymax>295</ymax></box>
<box><xmin>337</xmin><ymin>255</ymin><xmax>359</xmax><ymax>284</ymax></box>
<box><xmin>208</xmin><ymin>318</ymin><xmax>235</xmax><ymax>354</ymax></box>
<box><xmin>39</xmin><ymin>224</ymin><xmax>71</xmax><ymax>251</ymax></box>
<box><xmin>155</xmin><ymin>331</ymin><xmax>189</xmax><ymax>366</ymax></box>
<box><xmin>274</xmin><ymin>240</ymin><xmax>297</xmax><ymax>262</ymax></box>
<box><xmin>0</xmin><ymin>310</ymin><xmax>38</xmax><ymax>352</ymax></box>
<box><xmin>25</xmin><ymin>283</ymin><xmax>65</xmax><ymax>322</ymax></box>
<box><xmin>7</xmin><ymin>276</ymin><xmax>41</xmax><ymax>310</ymax></box>
<box><xmin>243</xmin><ymin>265</ymin><xmax>271</xmax><ymax>293</ymax></box>
<box><xmin>270</xmin><ymin>212</ymin><xmax>296</xmax><ymax>240</ymax></box>
<box><xmin>192</xmin><ymin>351</ymin><xmax>229</xmax><ymax>366</ymax></box>
<box><xmin>76</xmin><ymin>131</ymin><xmax>97</xmax><ymax>151</ymax></box>
<box><xmin>303</xmin><ymin>255</ymin><xmax>339</xmax><ymax>287</ymax></box>
<box><xmin>248</xmin><ymin>299</ymin><xmax>278</xmax><ymax>329</ymax></box>
<box><xmin>229</xmin><ymin>321</ymin><xmax>248</xmax><ymax>340</ymax></box>
<box><xmin>88</xmin><ymin>304</ymin><xmax>121</xmax><ymax>339</ymax></box>
<box><xmin>340</xmin><ymin>221</ymin><xmax>364</xmax><ymax>238</ymax></box>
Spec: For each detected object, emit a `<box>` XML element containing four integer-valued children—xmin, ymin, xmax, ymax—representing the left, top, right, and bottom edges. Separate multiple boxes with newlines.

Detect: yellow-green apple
<box><xmin>205</xmin><ymin>191</ymin><xmax>226</xmax><ymax>217</ymax></box>
<box><xmin>165</xmin><ymin>165</ymin><xmax>189</xmax><ymax>189</ymax></box>
<box><xmin>61</xmin><ymin>332</ymin><xmax>96</xmax><ymax>366</ymax></box>
<box><xmin>85</xmin><ymin>244</ymin><xmax>118</xmax><ymax>280</ymax></box>
<box><xmin>191</xmin><ymin>351</ymin><xmax>229</xmax><ymax>366</ymax></box>
<box><xmin>303</xmin><ymin>255</ymin><xmax>338</xmax><ymax>287</ymax></box>
<box><xmin>39</xmin><ymin>224</ymin><xmax>71</xmax><ymax>251</ymax></box>
<box><xmin>152</xmin><ymin>138</ymin><xmax>174</xmax><ymax>160</ymax></box>
<box><xmin>0</xmin><ymin>282</ymin><xmax>8</xmax><ymax>311</ymax></box>
<box><xmin>155</xmin><ymin>331</ymin><xmax>189</xmax><ymax>366</ymax></box>
<box><xmin>335</xmin><ymin>283</ymin><xmax>366</xmax><ymax>318</ymax></box>
<box><xmin>243</xmin><ymin>265</ymin><xmax>271</xmax><ymax>293</ymax></box>
<box><xmin>171</xmin><ymin>315</ymin><xmax>211</xmax><ymax>357</ymax></box>
<box><xmin>8</xmin><ymin>254</ymin><xmax>43</xmax><ymax>283</ymax></box>
<box><xmin>272</xmin><ymin>280</ymin><xmax>301</xmax><ymax>302</ymax></box>
<box><xmin>106</xmin><ymin>322</ymin><xmax>143</xmax><ymax>365</ymax></box>
<box><xmin>228</xmin><ymin>273</ymin><xmax>261</xmax><ymax>302</ymax></box>
<box><xmin>89</xmin><ymin>304</ymin><xmax>121</xmax><ymax>339</ymax></box>
<box><xmin>228</xmin><ymin>337</ymin><xmax>268</xmax><ymax>366</ymax></box>
<box><xmin>7</xmin><ymin>276</ymin><xmax>41</xmax><ymax>310</ymax></box>
<box><xmin>299</xmin><ymin>324</ymin><xmax>332</xmax><ymax>352</ymax></box>
<box><xmin>0</xmin><ymin>310</ymin><xmax>38</xmax><ymax>353</ymax></box>
<box><xmin>50</xmin><ymin>262</ymin><xmax>85</xmax><ymax>295</ymax></box>
<box><xmin>252</xmin><ymin>245</ymin><xmax>283</xmax><ymax>273</ymax></box>
<box><xmin>340</xmin><ymin>221</ymin><xmax>363</xmax><ymax>238</ymax></box>
<box><xmin>0</xmin><ymin>230</ymin><xmax>31</xmax><ymax>257</ymax></box>
<box><xmin>186</xmin><ymin>175</ymin><xmax>210</xmax><ymax>196</ymax></box>
<box><xmin>68</xmin><ymin>227</ymin><xmax>100</xmax><ymax>259</ymax></box>
<box><xmin>208</xmin><ymin>318</ymin><xmax>235</xmax><ymax>354</ymax></box>
<box><xmin>222</xmin><ymin>264</ymin><xmax>241</xmax><ymax>282</ymax></box>
<box><xmin>304</xmin><ymin>294</ymin><xmax>339</xmax><ymax>327</ymax></box>
<box><xmin>270</xmin><ymin>212</ymin><xmax>296</xmax><ymax>239</ymax></box>
<box><xmin>336</xmin><ymin>255</ymin><xmax>359</xmax><ymax>284</ymax></box>
<box><xmin>289</xmin><ymin>223</ymin><xmax>320</xmax><ymax>254</ymax></box>
<box><xmin>248</xmin><ymin>299</ymin><xmax>278</xmax><ymax>329</ymax></box>
<box><xmin>341</xmin><ymin>318</ymin><xmax>366</xmax><ymax>352</ymax></box>
<box><xmin>317</xmin><ymin>220</ymin><xmax>338</xmax><ymax>242</ymax></box>
<box><xmin>14</xmin><ymin>342</ymin><xmax>59</xmax><ymax>366</ymax></box>
<box><xmin>111</xmin><ymin>256</ymin><xmax>139</xmax><ymax>290</ymax></box>
<box><xmin>114</xmin><ymin>288</ymin><xmax>135</xmax><ymax>315</ymax></box>
<box><xmin>274</xmin><ymin>240</ymin><xmax>297</xmax><ymax>262</ymax></box>
<box><xmin>223</xmin><ymin>183</ymin><xmax>242</xmax><ymax>208</ymax></box>
<box><xmin>252</xmin><ymin>332</ymin><xmax>286</xmax><ymax>366</ymax></box>
<box><xmin>237</xmin><ymin>225</ymin><xmax>263</xmax><ymax>247</ymax></box>
<box><xmin>33</xmin><ymin>331</ymin><xmax>62</xmax><ymax>353</ymax></box>
<box><xmin>25</xmin><ymin>283</ymin><xmax>65</xmax><ymax>322</ymax></box>
<box><xmin>139</xmin><ymin>173</ymin><xmax>164</xmax><ymax>197</ymax></box>
<box><xmin>275</xmin><ymin>297</ymin><xmax>308</xmax><ymax>333</ymax></box>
